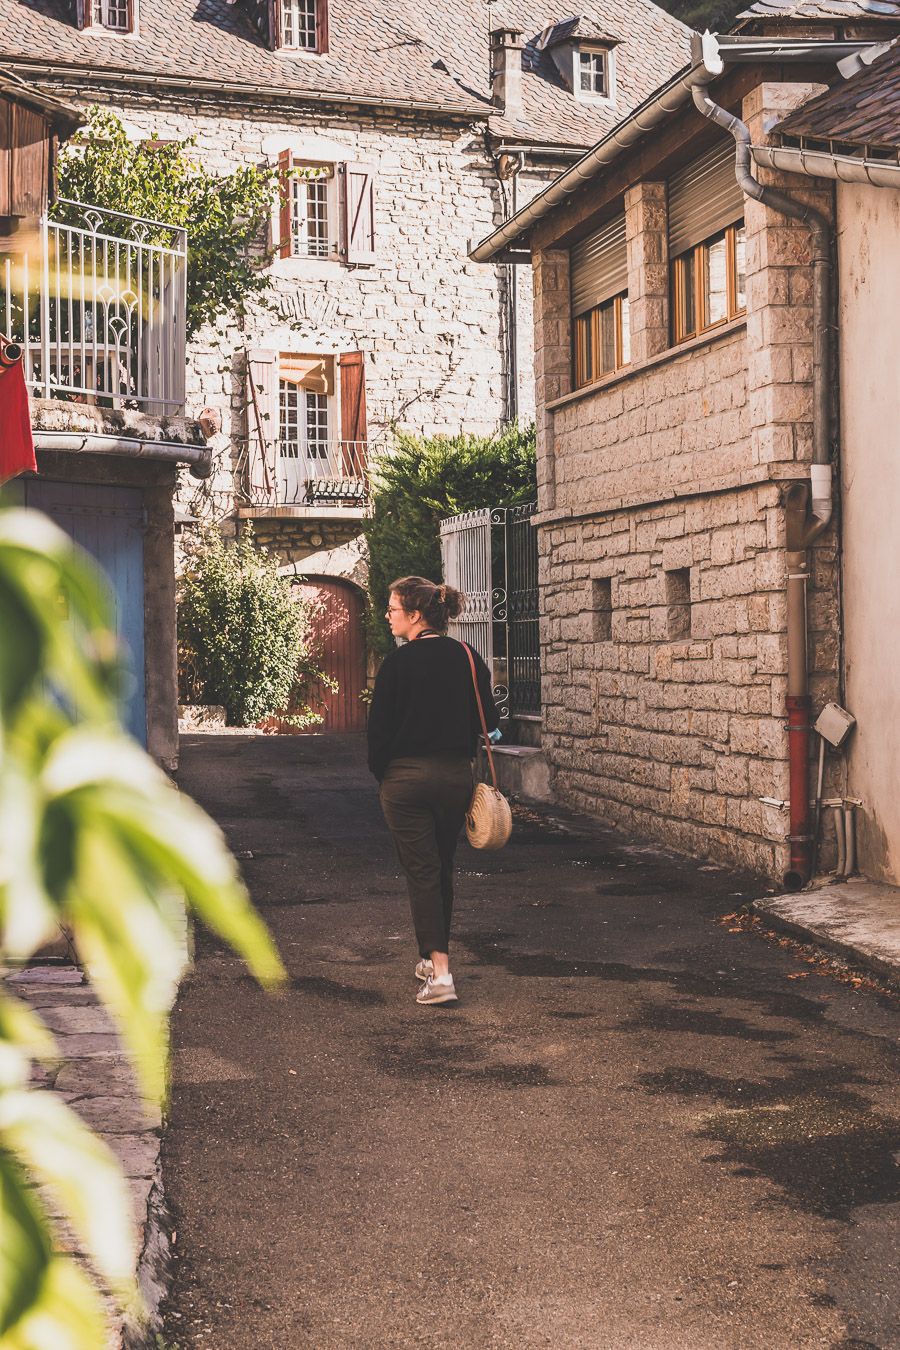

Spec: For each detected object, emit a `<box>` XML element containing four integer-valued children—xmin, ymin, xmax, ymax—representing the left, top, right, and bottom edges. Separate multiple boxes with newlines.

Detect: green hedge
<box><xmin>364</xmin><ymin>425</ymin><xmax>537</xmax><ymax>656</ymax></box>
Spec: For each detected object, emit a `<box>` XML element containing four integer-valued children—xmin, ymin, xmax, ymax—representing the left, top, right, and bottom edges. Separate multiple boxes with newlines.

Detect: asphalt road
<box><xmin>163</xmin><ymin>733</ymin><xmax>900</xmax><ymax>1349</ymax></box>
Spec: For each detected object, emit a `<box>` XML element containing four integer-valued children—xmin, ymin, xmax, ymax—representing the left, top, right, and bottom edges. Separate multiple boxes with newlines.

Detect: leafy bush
<box><xmin>179</xmin><ymin>525</ymin><xmax>330</xmax><ymax>727</ymax></box>
<box><xmin>56</xmin><ymin>108</ymin><xmax>275</xmax><ymax>337</ymax></box>
<box><xmin>0</xmin><ymin>505</ymin><xmax>284</xmax><ymax>1344</ymax></box>
<box><xmin>364</xmin><ymin>424</ymin><xmax>537</xmax><ymax>655</ymax></box>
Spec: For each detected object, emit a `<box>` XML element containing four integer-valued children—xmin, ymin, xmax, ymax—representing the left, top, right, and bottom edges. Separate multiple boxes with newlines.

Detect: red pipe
<box><xmin>784</xmin><ymin>693</ymin><xmax>812</xmax><ymax>890</ymax></box>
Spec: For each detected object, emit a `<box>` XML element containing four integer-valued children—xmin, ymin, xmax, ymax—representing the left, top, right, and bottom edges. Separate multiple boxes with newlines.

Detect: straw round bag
<box><xmin>460</xmin><ymin>643</ymin><xmax>512</xmax><ymax>851</ymax></box>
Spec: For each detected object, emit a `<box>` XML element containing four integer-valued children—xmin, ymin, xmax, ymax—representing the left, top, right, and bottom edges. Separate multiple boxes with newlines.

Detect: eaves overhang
<box><xmin>470</xmin><ymin>31</ymin><xmax>881</xmax><ymax>263</ymax></box>
<box><xmin>2</xmin><ymin>59</ymin><xmax>494</xmax><ymax>122</ymax></box>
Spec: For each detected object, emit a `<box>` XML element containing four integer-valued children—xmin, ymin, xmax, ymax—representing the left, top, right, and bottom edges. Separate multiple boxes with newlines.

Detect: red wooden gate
<box><xmin>298</xmin><ymin>579</ymin><xmax>366</xmax><ymax>732</ymax></box>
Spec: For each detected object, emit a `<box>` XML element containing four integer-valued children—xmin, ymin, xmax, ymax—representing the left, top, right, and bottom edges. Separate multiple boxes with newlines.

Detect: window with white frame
<box><xmin>291</xmin><ymin>165</ymin><xmax>332</xmax><ymax>258</ymax></box>
<box><xmin>280</xmin><ymin>0</ymin><xmax>318</xmax><ymax>49</ymax></box>
<box><xmin>278</xmin><ymin>355</ymin><xmax>333</xmax><ymax>472</ymax></box>
<box><xmin>92</xmin><ymin>0</ymin><xmax>131</xmax><ymax>29</ymax></box>
<box><xmin>575</xmin><ymin>48</ymin><xmax>609</xmax><ymax>99</ymax></box>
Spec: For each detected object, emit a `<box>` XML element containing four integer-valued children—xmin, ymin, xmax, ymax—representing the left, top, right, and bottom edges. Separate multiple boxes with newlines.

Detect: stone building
<box><xmin>0</xmin><ymin>0</ymin><xmax>689</xmax><ymax>722</ymax></box>
<box><xmin>472</xmin><ymin>4</ymin><xmax>900</xmax><ymax>882</ymax></box>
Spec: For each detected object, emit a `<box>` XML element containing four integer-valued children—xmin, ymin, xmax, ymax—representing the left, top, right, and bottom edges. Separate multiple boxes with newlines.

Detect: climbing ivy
<box><xmin>56</xmin><ymin>108</ymin><xmax>276</xmax><ymax>338</ymax></box>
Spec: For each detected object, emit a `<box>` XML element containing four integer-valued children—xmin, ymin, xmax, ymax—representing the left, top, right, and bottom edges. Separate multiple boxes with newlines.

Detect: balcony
<box><xmin>236</xmin><ymin>439</ymin><xmax>370</xmax><ymax>519</ymax></box>
<box><xmin>1</xmin><ymin>199</ymin><xmax>187</xmax><ymax>415</ymax></box>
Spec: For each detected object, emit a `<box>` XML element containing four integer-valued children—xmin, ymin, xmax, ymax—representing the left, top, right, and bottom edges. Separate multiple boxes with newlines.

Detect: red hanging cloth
<box><xmin>0</xmin><ymin>344</ymin><xmax>36</xmax><ymax>484</ymax></box>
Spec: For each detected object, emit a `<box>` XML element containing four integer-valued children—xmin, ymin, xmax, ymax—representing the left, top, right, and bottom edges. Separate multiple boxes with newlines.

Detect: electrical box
<box><xmin>815</xmin><ymin>702</ymin><xmax>856</xmax><ymax>748</ymax></box>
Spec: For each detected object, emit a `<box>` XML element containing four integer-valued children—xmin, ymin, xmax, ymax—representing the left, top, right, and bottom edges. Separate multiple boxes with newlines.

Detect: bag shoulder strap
<box><xmin>460</xmin><ymin>641</ymin><xmax>498</xmax><ymax>791</ymax></box>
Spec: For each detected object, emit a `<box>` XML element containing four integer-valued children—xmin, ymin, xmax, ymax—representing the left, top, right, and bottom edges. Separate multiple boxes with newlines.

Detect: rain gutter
<box><xmin>33</xmin><ymin>431</ymin><xmax>212</xmax><ymax>479</ymax></box>
<box><xmin>753</xmin><ymin>143</ymin><xmax>900</xmax><ymax>187</ymax></box>
<box><xmin>469</xmin><ymin>34</ymin><xmax>878</xmax><ymax>262</ymax></box>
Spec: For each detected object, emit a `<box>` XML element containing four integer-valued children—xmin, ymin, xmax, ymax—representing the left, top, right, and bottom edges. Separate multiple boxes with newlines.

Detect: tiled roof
<box><xmin>736</xmin><ymin>0</ymin><xmax>900</xmax><ymax>25</ymax></box>
<box><xmin>0</xmin><ymin>0</ymin><xmax>690</xmax><ymax>148</ymax></box>
<box><xmin>536</xmin><ymin>15</ymin><xmax>621</xmax><ymax>47</ymax></box>
<box><xmin>775</xmin><ymin>38</ymin><xmax>900</xmax><ymax>145</ymax></box>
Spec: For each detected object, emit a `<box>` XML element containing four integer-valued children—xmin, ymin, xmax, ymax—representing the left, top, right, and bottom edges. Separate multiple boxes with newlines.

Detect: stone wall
<box><xmin>532</xmin><ymin>82</ymin><xmax>842</xmax><ymax>879</ymax></box>
<box><xmin>60</xmin><ymin>89</ymin><xmax>545</xmax><ymax>534</ymax></box>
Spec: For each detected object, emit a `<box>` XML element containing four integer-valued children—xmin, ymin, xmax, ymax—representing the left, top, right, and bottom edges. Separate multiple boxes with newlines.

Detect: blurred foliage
<box><xmin>0</xmin><ymin>504</ymin><xmax>284</xmax><ymax>1345</ymax></box>
<box><xmin>364</xmin><ymin>424</ymin><xmax>537</xmax><ymax>656</ymax></box>
<box><xmin>178</xmin><ymin>524</ymin><xmax>333</xmax><ymax>728</ymax></box>
<box><xmin>56</xmin><ymin>108</ymin><xmax>276</xmax><ymax>338</ymax></box>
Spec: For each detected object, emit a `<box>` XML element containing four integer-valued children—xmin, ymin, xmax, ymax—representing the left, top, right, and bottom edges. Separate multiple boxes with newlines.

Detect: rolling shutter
<box><xmin>668</xmin><ymin>140</ymin><xmax>743</xmax><ymax>259</ymax></box>
<box><xmin>570</xmin><ymin>213</ymin><xmax>627</xmax><ymax>318</ymax></box>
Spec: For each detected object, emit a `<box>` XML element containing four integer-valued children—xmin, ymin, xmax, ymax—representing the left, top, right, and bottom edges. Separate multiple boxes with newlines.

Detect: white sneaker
<box><xmin>416</xmin><ymin>974</ymin><xmax>458</xmax><ymax>1005</ymax></box>
<box><xmin>415</xmin><ymin>959</ymin><xmax>434</xmax><ymax>983</ymax></box>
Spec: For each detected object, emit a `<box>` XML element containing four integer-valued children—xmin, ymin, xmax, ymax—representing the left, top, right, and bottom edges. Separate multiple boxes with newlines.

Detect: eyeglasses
<box><xmin>386</xmin><ymin>605</ymin><xmax>405</xmax><ymax>615</ymax></box>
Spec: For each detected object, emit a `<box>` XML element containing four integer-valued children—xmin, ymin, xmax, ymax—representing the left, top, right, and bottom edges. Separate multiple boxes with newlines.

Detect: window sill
<box><xmin>548</xmin><ymin>316</ymin><xmax>747</xmax><ymax>414</ymax></box>
<box><xmin>272</xmin><ymin>255</ymin><xmax>343</xmax><ymax>280</ymax></box>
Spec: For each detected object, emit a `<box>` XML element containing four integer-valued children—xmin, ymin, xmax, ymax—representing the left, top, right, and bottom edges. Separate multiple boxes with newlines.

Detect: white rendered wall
<box><xmin>837</xmin><ymin>181</ymin><xmax>900</xmax><ymax>882</ymax></box>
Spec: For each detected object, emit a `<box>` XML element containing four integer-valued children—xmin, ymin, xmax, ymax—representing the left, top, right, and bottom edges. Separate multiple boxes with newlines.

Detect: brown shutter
<box><xmin>339</xmin><ymin>351</ymin><xmax>367</xmax><ymax>477</ymax></box>
<box><xmin>570</xmin><ymin>212</ymin><xmax>628</xmax><ymax>317</ymax></box>
<box><xmin>315</xmin><ymin>0</ymin><xmax>328</xmax><ymax>52</ymax></box>
<box><xmin>338</xmin><ymin>163</ymin><xmax>376</xmax><ymax>267</ymax></box>
<box><xmin>76</xmin><ymin>0</ymin><xmax>93</xmax><ymax>27</ymax></box>
<box><xmin>278</xmin><ymin>148</ymin><xmax>292</xmax><ymax>260</ymax></box>
<box><xmin>268</xmin><ymin>0</ymin><xmax>280</xmax><ymax>48</ymax></box>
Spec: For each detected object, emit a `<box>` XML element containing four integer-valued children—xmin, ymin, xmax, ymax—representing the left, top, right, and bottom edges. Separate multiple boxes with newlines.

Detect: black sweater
<box><xmin>367</xmin><ymin>636</ymin><xmax>500</xmax><ymax>780</ymax></box>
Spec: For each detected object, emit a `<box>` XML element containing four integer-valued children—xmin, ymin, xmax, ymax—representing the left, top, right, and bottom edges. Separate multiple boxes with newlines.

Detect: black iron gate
<box><xmin>503</xmin><ymin>502</ymin><xmax>540</xmax><ymax>716</ymax></box>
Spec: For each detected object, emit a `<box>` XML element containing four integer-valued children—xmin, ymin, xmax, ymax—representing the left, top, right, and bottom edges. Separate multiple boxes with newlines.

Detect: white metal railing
<box><xmin>237</xmin><ymin>438</ymin><xmax>370</xmax><ymax>509</ymax></box>
<box><xmin>1</xmin><ymin>199</ymin><xmax>187</xmax><ymax>415</ymax></box>
<box><xmin>440</xmin><ymin>507</ymin><xmax>495</xmax><ymax>665</ymax></box>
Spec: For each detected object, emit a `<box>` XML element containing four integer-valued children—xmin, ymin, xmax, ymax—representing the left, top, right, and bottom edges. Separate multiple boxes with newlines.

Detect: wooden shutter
<box><xmin>339</xmin><ymin>163</ymin><xmax>376</xmax><ymax>266</ymax></box>
<box><xmin>277</xmin><ymin>148</ymin><xmax>292</xmax><ymax>260</ymax></box>
<box><xmin>315</xmin><ymin>0</ymin><xmax>328</xmax><ymax>52</ymax></box>
<box><xmin>246</xmin><ymin>349</ymin><xmax>278</xmax><ymax>494</ymax></box>
<box><xmin>668</xmin><ymin>140</ymin><xmax>744</xmax><ymax>259</ymax></box>
<box><xmin>339</xmin><ymin>351</ymin><xmax>367</xmax><ymax>477</ymax></box>
<box><xmin>75</xmin><ymin>0</ymin><xmax>93</xmax><ymax>28</ymax></box>
<box><xmin>570</xmin><ymin>213</ymin><xmax>627</xmax><ymax>318</ymax></box>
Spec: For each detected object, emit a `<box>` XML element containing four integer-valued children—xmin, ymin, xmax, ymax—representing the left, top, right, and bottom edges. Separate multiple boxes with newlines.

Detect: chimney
<box><xmin>490</xmin><ymin>26</ymin><xmax>524</xmax><ymax>117</ymax></box>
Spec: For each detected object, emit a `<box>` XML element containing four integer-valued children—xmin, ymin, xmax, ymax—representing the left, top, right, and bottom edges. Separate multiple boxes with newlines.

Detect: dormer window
<box><xmin>280</xmin><ymin>0</ymin><xmax>315</xmax><ymax>48</ymax></box>
<box><xmin>275</xmin><ymin>0</ymin><xmax>327</xmax><ymax>51</ymax></box>
<box><xmin>577</xmin><ymin>48</ymin><xmax>608</xmax><ymax>97</ymax></box>
<box><xmin>93</xmin><ymin>0</ymin><xmax>130</xmax><ymax>28</ymax></box>
<box><xmin>76</xmin><ymin>0</ymin><xmax>135</xmax><ymax>32</ymax></box>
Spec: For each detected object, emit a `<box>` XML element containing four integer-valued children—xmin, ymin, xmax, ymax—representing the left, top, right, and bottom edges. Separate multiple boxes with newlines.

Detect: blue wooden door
<box><xmin>17</xmin><ymin>480</ymin><xmax>147</xmax><ymax>744</ymax></box>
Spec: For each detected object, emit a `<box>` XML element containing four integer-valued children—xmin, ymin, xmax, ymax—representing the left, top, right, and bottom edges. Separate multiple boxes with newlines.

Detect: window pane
<box><xmin>279</xmin><ymin>380</ymin><xmax>301</xmax><ymax>456</ymax></box>
<box><xmin>620</xmin><ymin>294</ymin><xmax>630</xmax><ymax>365</ymax></box>
<box><xmin>679</xmin><ymin>252</ymin><xmax>696</xmax><ymax>339</ymax></box>
<box><xmin>600</xmin><ymin>301</ymin><xmax>616</xmax><ymax>374</ymax></box>
<box><xmin>305</xmin><ymin>392</ymin><xmax>329</xmax><ymax>454</ymax></box>
<box><xmin>575</xmin><ymin>314</ymin><xmax>592</xmax><ymax>387</ymax></box>
<box><xmin>578</xmin><ymin>51</ymin><xmax>606</xmax><ymax>95</ymax></box>
<box><xmin>282</xmin><ymin>0</ymin><xmax>317</xmax><ymax>48</ymax></box>
<box><xmin>291</xmin><ymin>166</ymin><xmax>331</xmax><ymax>258</ymax></box>
<box><xmin>734</xmin><ymin>224</ymin><xmax>747</xmax><ymax>311</ymax></box>
<box><xmin>706</xmin><ymin>233</ymin><xmax>728</xmax><ymax>326</ymax></box>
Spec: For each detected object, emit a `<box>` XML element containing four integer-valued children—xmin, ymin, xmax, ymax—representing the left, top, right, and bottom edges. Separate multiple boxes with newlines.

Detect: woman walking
<box><xmin>368</xmin><ymin>576</ymin><xmax>500</xmax><ymax>1006</ymax></box>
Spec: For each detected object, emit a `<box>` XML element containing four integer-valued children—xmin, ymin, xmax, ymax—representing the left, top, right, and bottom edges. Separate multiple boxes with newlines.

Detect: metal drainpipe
<box><xmin>691</xmin><ymin>83</ymin><xmax>834</xmax><ymax>891</ymax></box>
<box><xmin>507</xmin><ymin>152</ymin><xmax>526</xmax><ymax>425</ymax></box>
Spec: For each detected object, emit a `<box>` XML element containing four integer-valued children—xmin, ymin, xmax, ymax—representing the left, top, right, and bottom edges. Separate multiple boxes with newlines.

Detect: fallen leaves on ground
<box><xmin>717</xmin><ymin>909</ymin><xmax>900</xmax><ymax>1006</ymax></box>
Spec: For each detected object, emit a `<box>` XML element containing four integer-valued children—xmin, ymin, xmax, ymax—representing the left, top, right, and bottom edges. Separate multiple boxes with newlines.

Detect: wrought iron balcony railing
<box><xmin>236</xmin><ymin>438</ymin><xmax>370</xmax><ymax>510</ymax></box>
<box><xmin>1</xmin><ymin>199</ymin><xmax>187</xmax><ymax>415</ymax></box>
